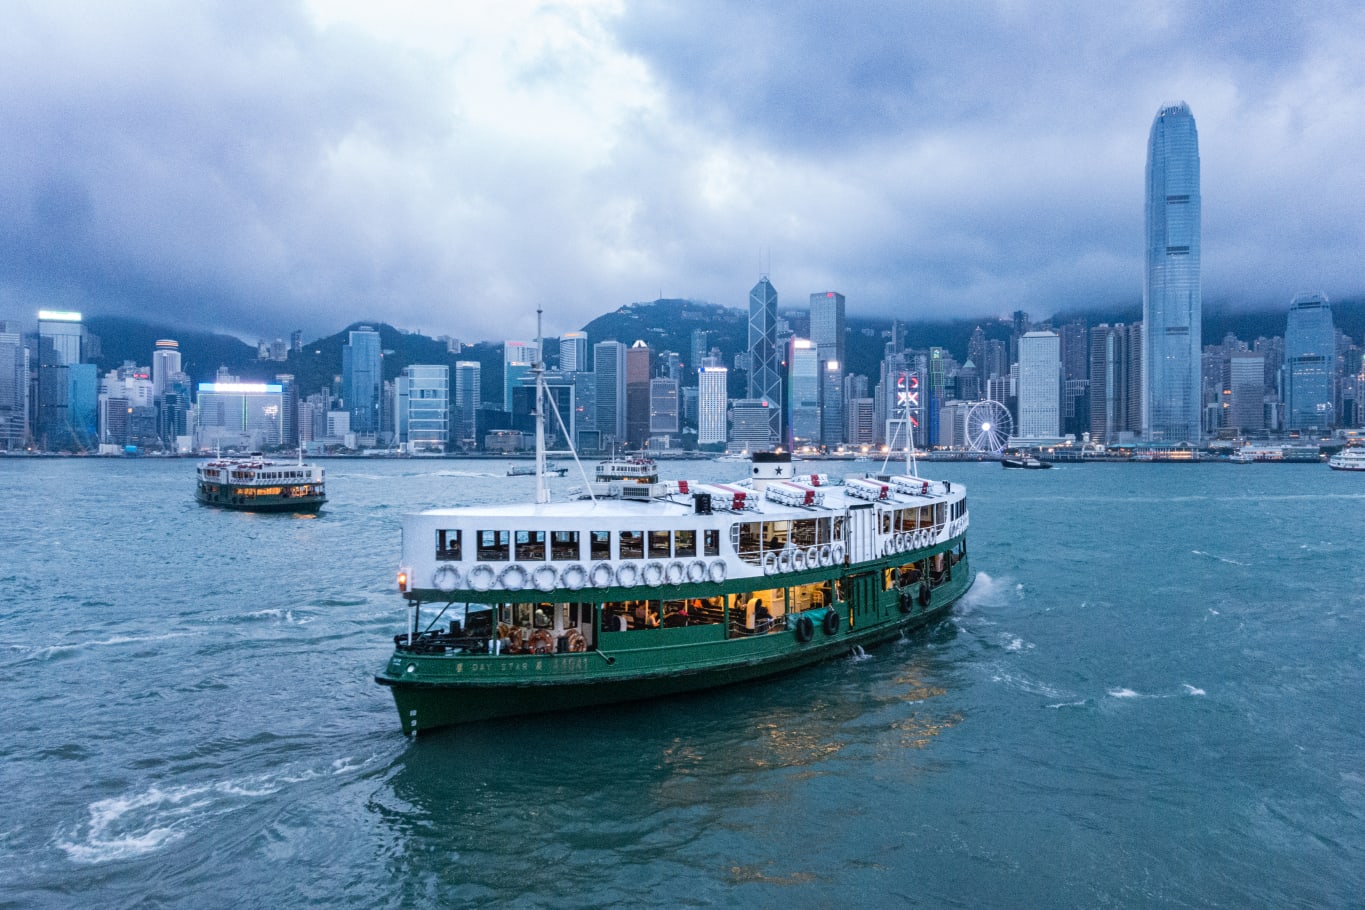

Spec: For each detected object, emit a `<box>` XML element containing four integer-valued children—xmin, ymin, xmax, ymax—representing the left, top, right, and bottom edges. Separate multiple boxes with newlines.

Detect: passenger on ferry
<box><xmin>753</xmin><ymin>599</ymin><xmax>771</xmax><ymax>633</ymax></box>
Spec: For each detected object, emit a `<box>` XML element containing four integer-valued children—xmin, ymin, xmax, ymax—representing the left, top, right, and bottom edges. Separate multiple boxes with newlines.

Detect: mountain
<box><xmin>84</xmin><ymin>295</ymin><xmax>1365</xmax><ymax>403</ymax></box>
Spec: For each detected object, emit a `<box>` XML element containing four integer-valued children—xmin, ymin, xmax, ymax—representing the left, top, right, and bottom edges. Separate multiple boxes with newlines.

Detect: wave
<box><xmin>1192</xmin><ymin>550</ymin><xmax>1248</xmax><ymax>566</ymax></box>
<box><xmin>27</xmin><ymin>631</ymin><xmax>199</xmax><ymax>660</ymax></box>
<box><xmin>57</xmin><ymin>755</ymin><xmax>381</xmax><ymax>864</ymax></box>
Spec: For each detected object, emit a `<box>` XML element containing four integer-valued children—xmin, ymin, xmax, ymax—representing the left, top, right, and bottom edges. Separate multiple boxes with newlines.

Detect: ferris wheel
<box><xmin>965</xmin><ymin>400</ymin><xmax>1013</xmax><ymax>453</ymax></box>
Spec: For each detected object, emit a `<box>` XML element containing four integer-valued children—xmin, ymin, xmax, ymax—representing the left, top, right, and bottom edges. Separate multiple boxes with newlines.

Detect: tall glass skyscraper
<box><xmin>342</xmin><ymin>326</ymin><xmax>382</xmax><ymax>437</ymax></box>
<box><xmin>1143</xmin><ymin>102</ymin><xmax>1202</xmax><ymax>443</ymax></box>
<box><xmin>747</xmin><ymin>276</ymin><xmax>781</xmax><ymax>442</ymax></box>
<box><xmin>1284</xmin><ymin>293</ymin><xmax>1336</xmax><ymax>431</ymax></box>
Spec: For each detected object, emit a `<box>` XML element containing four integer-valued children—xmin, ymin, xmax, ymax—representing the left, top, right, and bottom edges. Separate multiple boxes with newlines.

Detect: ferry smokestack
<box><xmin>749</xmin><ymin>451</ymin><xmax>792</xmax><ymax>492</ymax></box>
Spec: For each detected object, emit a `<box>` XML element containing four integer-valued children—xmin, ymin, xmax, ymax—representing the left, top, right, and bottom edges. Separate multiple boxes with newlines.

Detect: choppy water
<box><xmin>1</xmin><ymin>457</ymin><xmax>1362</xmax><ymax>907</ymax></box>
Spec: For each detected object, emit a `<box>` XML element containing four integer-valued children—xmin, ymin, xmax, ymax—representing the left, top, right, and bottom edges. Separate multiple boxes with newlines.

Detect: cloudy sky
<box><xmin>2</xmin><ymin>1</ymin><xmax>1362</xmax><ymax>343</ymax></box>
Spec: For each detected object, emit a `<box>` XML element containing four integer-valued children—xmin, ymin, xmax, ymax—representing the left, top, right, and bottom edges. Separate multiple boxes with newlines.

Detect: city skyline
<box><xmin>3</xmin><ymin>4</ymin><xmax>1363</xmax><ymax>344</ymax></box>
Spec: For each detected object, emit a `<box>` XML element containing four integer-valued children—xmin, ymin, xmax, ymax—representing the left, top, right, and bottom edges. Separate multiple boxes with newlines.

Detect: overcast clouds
<box><xmin>1</xmin><ymin>1</ymin><xmax>1362</xmax><ymax>343</ymax></box>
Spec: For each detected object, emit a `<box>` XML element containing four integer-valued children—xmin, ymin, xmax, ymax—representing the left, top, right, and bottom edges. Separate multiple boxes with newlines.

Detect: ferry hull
<box><xmin>195</xmin><ymin>489</ymin><xmax>326</xmax><ymax>513</ymax></box>
<box><xmin>377</xmin><ymin>558</ymin><xmax>973</xmax><ymax>735</ymax></box>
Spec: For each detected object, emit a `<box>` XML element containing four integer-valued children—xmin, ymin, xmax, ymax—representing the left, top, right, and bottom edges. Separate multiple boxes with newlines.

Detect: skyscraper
<box><xmin>0</xmin><ymin>321</ymin><xmax>28</xmax><ymax>450</ymax></box>
<box><xmin>747</xmin><ymin>276</ymin><xmax>781</xmax><ymax>442</ymax></box>
<box><xmin>787</xmin><ymin>339</ymin><xmax>820</xmax><ymax>447</ymax></box>
<box><xmin>1143</xmin><ymin>102</ymin><xmax>1202</xmax><ymax>443</ymax></box>
<box><xmin>559</xmin><ymin>332</ymin><xmax>588</xmax><ymax>372</ymax></box>
<box><xmin>1018</xmin><ymin>331</ymin><xmax>1061</xmax><ymax>438</ymax></box>
<box><xmin>342</xmin><ymin>326</ymin><xmax>382</xmax><ymax>437</ymax></box>
<box><xmin>697</xmin><ymin>366</ymin><xmax>728</xmax><ymax>447</ymax></box>
<box><xmin>810</xmin><ymin>291</ymin><xmax>846</xmax><ymax>371</ymax></box>
<box><xmin>453</xmin><ymin>361</ymin><xmax>481</xmax><ymax>449</ymax></box>
<box><xmin>594</xmin><ymin>340</ymin><xmax>626</xmax><ymax>449</ymax></box>
<box><xmin>1284</xmin><ymin>293</ymin><xmax>1336</xmax><ymax>431</ymax></box>
<box><xmin>626</xmin><ymin>340</ymin><xmax>652</xmax><ymax>447</ymax></box>
<box><xmin>503</xmin><ymin>341</ymin><xmax>536</xmax><ymax>411</ymax></box>
<box><xmin>396</xmin><ymin>364</ymin><xmax>450</xmax><ymax>452</ymax></box>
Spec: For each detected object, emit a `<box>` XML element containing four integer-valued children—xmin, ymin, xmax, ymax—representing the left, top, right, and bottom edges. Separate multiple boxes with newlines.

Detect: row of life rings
<box><xmin>883</xmin><ymin>530</ymin><xmax>935</xmax><ymax>556</ymax></box>
<box><xmin>762</xmin><ymin>542</ymin><xmax>846</xmax><ymax>575</ymax></box>
<box><xmin>451</xmin><ymin>558</ymin><xmax>729</xmax><ymax>593</ymax></box>
<box><xmin>498</xmin><ymin>626</ymin><xmax>587</xmax><ymax>654</ymax></box>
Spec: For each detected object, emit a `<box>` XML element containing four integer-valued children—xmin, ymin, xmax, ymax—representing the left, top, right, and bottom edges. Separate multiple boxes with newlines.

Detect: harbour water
<box><xmin>1</xmin><ymin>457</ymin><xmax>1362</xmax><ymax>907</ymax></box>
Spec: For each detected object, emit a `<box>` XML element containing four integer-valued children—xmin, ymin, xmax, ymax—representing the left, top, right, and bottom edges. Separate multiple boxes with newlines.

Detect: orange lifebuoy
<box><xmin>564</xmin><ymin>629</ymin><xmax>586</xmax><ymax>652</ymax></box>
<box><xmin>529</xmin><ymin>629</ymin><xmax>555</xmax><ymax>654</ymax></box>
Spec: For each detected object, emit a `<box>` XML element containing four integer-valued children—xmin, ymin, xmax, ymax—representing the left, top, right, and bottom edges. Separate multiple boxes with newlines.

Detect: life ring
<box><xmin>532</xmin><ymin>565</ymin><xmax>558</xmax><ymax>592</ymax></box>
<box><xmin>499</xmin><ymin>564</ymin><xmax>529</xmax><ymax>591</ymax></box>
<box><xmin>707</xmin><ymin>559</ymin><xmax>727</xmax><ymax>583</ymax></box>
<box><xmin>762</xmin><ymin>551</ymin><xmax>779</xmax><ymax>575</ymax></box>
<box><xmin>560</xmin><ymin>563</ymin><xmax>587</xmax><ymax>591</ymax></box>
<box><xmin>806</xmin><ymin>547</ymin><xmax>820</xmax><ymax>569</ymax></box>
<box><xmin>918</xmin><ymin>583</ymin><xmax>931</xmax><ymax>607</ymax></box>
<box><xmin>529</xmin><ymin>629</ymin><xmax>555</xmax><ymax>654</ymax></box>
<box><xmin>616</xmin><ymin>562</ymin><xmax>640</xmax><ymax>588</ymax></box>
<box><xmin>899</xmin><ymin>590</ymin><xmax>913</xmax><ymax>613</ymax></box>
<box><xmin>823</xmin><ymin>609</ymin><xmax>841</xmax><ymax>636</ymax></box>
<box><xmin>665</xmin><ymin>561</ymin><xmax>685</xmax><ymax>585</ymax></box>
<box><xmin>792</xmin><ymin>548</ymin><xmax>807</xmax><ymax>571</ymax></box>
<box><xmin>795</xmin><ymin>615</ymin><xmax>815</xmax><ymax>642</ymax></box>
<box><xmin>564</xmin><ymin>628</ymin><xmax>586</xmax><ymax>652</ymax></box>
<box><xmin>432</xmin><ymin>564</ymin><xmax>460</xmax><ymax>592</ymax></box>
<box><xmin>778</xmin><ymin>549</ymin><xmax>794</xmax><ymax>573</ymax></box>
<box><xmin>818</xmin><ymin>544</ymin><xmax>833</xmax><ymax>567</ymax></box>
<box><xmin>589</xmin><ymin>562</ymin><xmax>615</xmax><ymax>588</ymax></box>
<box><xmin>642</xmin><ymin>561</ymin><xmax>665</xmax><ymax>586</ymax></box>
<box><xmin>893</xmin><ymin>532</ymin><xmax>903</xmax><ymax>551</ymax></box>
<box><xmin>831</xmin><ymin>542</ymin><xmax>846</xmax><ymax>564</ymax></box>
<box><xmin>687</xmin><ymin>559</ymin><xmax>708</xmax><ymax>583</ymax></box>
<box><xmin>503</xmin><ymin>626</ymin><xmax>524</xmax><ymax>653</ymax></box>
<box><xmin>468</xmin><ymin>564</ymin><xmax>496</xmax><ymax>592</ymax></box>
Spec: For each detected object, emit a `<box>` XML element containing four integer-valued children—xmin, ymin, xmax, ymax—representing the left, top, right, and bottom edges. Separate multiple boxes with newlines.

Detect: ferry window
<box><xmin>477</xmin><ymin>530</ymin><xmax>510</xmax><ymax>561</ymax></box>
<box><xmin>674</xmin><ymin>529</ymin><xmax>697</xmax><ymax>558</ymax></box>
<box><xmin>620</xmin><ymin>531</ymin><xmax>644</xmax><ymax>559</ymax></box>
<box><xmin>590</xmin><ymin>531</ymin><xmax>611</xmax><ymax>561</ymax></box>
<box><xmin>532</xmin><ymin>603</ymin><xmax>553</xmax><ymax>628</ymax></box>
<box><xmin>762</xmin><ymin>521</ymin><xmax>789</xmax><ymax>550</ymax></box>
<box><xmin>515</xmin><ymin>531</ymin><xmax>546</xmax><ymax>561</ymax></box>
<box><xmin>791</xmin><ymin>519</ymin><xmax>816</xmax><ymax>547</ymax></box>
<box><xmin>436</xmin><ymin>529</ymin><xmax>461</xmax><ymax>561</ymax></box>
<box><xmin>703</xmin><ymin>529</ymin><xmax>720</xmax><ymax>556</ymax></box>
<box><xmin>832</xmin><ymin>516</ymin><xmax>845</xmax><ymax>541</ymax></box>
<box><xmin>880</xmin><ymin>512</ymin><xmax>892</xmax><ymax>534</ymax></box>
<box><xmin>737</xmin><ymin>523</ymin><xmax>761</xmax><ymax>556</ymax></box>
<box><xmin>815</xmin><ymin>518</ymin><xmax>831</xmax><ymax>544</ymax></box>
<box><xmin>648</xmin><ymin>530</ymin><xmax>671</xmax><ymax>559</ymax></box>
<box><xmin>551</xmin><ymin>530</ymin><xmax>579</xmax><ymax>561</ymax></box>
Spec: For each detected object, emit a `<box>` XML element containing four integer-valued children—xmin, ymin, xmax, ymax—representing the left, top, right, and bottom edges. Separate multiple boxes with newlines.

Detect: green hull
<box><xmin>195</xmin><ymin>489</ymin><xmax>325</xmax><ymax>513</ymax></box>
<box><xmin>376</xmin><ymin>553</ymin><xmax>973</xmax><ymax>734</ymax></box>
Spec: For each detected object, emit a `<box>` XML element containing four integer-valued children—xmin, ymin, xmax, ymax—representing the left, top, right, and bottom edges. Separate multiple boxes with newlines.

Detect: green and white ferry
<box><xmin>195</xmin><ymin>452</ymin><xmax>326</xmax><ymax>512</ymax></box>
<box><xmin>374</xmin><ymin>315</ymin><xmax>972</xmax><ymax>734</ymax></box>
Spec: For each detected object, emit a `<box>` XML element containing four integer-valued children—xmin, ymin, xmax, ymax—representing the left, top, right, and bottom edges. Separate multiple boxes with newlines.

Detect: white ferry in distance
<box><xmin>1328</xmin><ymin>447</ymin><xmax>1365</xmax><ymax>471</ymax></box>
<box><xmin>195</xmin><ymin>452</ymin><xmax>326</xmax><ymax>512</ymax></box>
<box><xmin>372</xmin><ymin>310</ymin><xmax>975</xmax><ymax>734</ymax></box>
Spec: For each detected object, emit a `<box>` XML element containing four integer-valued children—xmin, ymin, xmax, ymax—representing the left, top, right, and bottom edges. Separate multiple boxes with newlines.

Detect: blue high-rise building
<box><xmin>747</xmin><ymin>276</ymin><xmax>781</xmax><ymax>444</ymax></box>
<box><xmin>1284</xmin><ymin>293</ymin><xmax>1336</xmax><ymax>432</ymax></box>
<box><xmin>1142</xmin><ymin>102</ymin><xmax>1202</xmax><ymax>443</ymax></box>
<box><xmin>342</xmin><ymin>326</ymin><xmax>382</xmax><ymax>437</ymax></box>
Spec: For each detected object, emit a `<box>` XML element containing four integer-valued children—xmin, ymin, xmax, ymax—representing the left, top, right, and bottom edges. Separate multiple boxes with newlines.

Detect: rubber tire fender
<box><xmin>795</xmin><ymin>615</ymin><xmax>815</xmax><ymax>643</ymax></box>
<box><xmin>823</xmin><ymin>609</ymin><xmax>841</xmax><ymax>636</ymax></box>
<box><xmin>918</xmin><ymin>583</ymin><xmax>931</xmax><ymax>607</ymax></box>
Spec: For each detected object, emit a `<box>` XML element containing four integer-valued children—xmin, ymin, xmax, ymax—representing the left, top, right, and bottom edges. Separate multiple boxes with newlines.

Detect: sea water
<box><xmin>0</xmin><ymin>457</ymin><xmax>1362</xmax><ymax>907</ymax></box>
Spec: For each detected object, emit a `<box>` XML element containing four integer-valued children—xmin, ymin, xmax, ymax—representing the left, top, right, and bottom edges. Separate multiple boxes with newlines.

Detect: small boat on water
<box><xmin>1001</xmin><ymin>457</ymin><xmax>1051</xmax><ymax>469</ymax></box>
<box><xmin>195</xmin><ymin>452</ymin><xmax>326</xmax><ymax>512</ymax></box>
<box><xmin>508</xmin><ymin>462</ymin><xmax>567</xmax><ymax>477</ymax></box>
<box><xmin>374</xmin><ymin>311</ymin><xmax>974</xmax><ymax>734</ymax></box>
<box><xmin>1328</xmin><ymin>448</ymin><xmax>1365</xmax><ymax>471</ymax></box>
